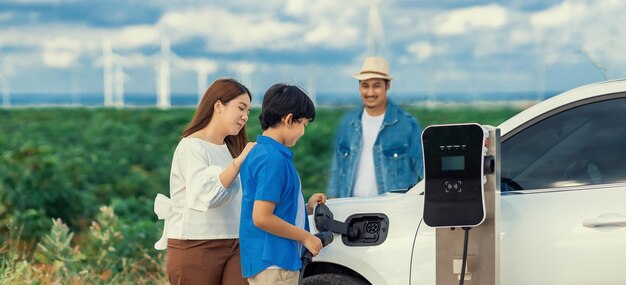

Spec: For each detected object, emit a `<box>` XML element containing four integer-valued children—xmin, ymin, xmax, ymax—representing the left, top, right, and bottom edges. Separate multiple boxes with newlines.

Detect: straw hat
<box><xmin>352</xmin><ymin>56</ymin><xmax>393</xmax><ymax>81</ymax></box>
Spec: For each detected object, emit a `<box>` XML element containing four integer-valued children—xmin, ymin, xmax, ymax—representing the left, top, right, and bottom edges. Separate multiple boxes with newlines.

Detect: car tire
<box><xmin>303</xmin><ymin>273</ymin><xmax>369</xmax><ymax>285</ymax></box>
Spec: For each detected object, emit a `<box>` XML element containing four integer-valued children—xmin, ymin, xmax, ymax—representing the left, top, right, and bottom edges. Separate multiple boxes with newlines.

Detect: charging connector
<box><xmin>453</xmin><ymin>259</ymin><xmax>472</xmax><ymax>281</ymax></box>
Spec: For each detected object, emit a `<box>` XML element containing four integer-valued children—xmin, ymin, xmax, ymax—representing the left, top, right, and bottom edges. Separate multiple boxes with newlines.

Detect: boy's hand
<box><xmin>306</xmin><ymin>193</ymin><xmax>327</xmax><ymax>214</ymax></box>
<box><xmin>302</xmin><ymin>233</ymin><xmax>323</xmax><ymax>257</ymax></box>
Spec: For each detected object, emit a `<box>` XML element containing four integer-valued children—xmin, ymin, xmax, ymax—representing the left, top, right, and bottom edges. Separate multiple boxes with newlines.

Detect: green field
<box><xmin>0</xmin><ymin>105</ymin><xmax>522</xmax><ymax>284</ymax></box>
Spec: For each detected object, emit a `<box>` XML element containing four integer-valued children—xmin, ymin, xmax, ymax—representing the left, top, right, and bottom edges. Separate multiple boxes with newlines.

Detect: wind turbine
<box><xmin>70</xmin><ymin>72</ymin><xmax>80</xmax><ymax>106</ymax></box>
<box><xmin>0</xmin><ymin>74</ymin><xmax>10</xmax><ymax>108</ymax></box>
<box><xmin>156</xmin><ymin>37</ymin><xmax>171</xmax><ymax>109</ymax></box>
<box><xmin>102</xmin><ymin>40</ymin><xmax>114</xmax><ymax>106</ymax></box>
<box><xmin>228</xmin><ymin>62</ymin><xmax>257</xmax><ymax>105</ymax></box>
<box><xmin>100</xmin><ymin>39</ymin><xmax>127</xmax><ymax>107</ymax></box>
<box><xmin>168</xmin><ymin>52</ymin><xmax>218</xmax><ymax>105</ymax></box>
<box><xmin>307</xmin><ymin>64</ymin><xmax>317</xmax><ymax>106</ymax></box>
<box><xmin>114</xmin><ymin>66</ymin><xmax>126</xmax><ymax>107</ymax></box>
<box><xmin>367</xmin><ymin>0</ymin><xmax>385</xmax><ymax>56</ymax></box>
<box><xmin>153</xmin><ymin>37</ymin><xmax>219</xmax><ymax>108</ymax></box>
<box><xmin>193</xmin><ymin>60</ymin><xmax>218</xmax><ymax>104</ymax></box>
<box><xmin>196</xmin><ymin>66</ymin><xmax>209</xmax><ymax>103</ymax></box>
<box><xmin>0</xmin><ymin>50</ymin><xmax>11</xmax><ymax>108</ymax></box>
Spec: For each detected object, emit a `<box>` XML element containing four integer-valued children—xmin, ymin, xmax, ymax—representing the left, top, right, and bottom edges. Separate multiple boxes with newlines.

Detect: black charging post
<box><xmin>422</xmin><ymin>124</ymin><xmax>500</xmax><ymax>285</ymax></box>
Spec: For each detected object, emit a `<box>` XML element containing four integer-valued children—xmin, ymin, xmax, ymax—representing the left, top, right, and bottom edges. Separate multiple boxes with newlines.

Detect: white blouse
<box><xmin>154</xmin><ymin>137</ymin><xmax>241</xmax><ymax>250</ymax></box>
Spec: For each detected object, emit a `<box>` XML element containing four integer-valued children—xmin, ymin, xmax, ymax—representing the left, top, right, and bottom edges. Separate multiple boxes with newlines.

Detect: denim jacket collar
<box><xmin>348</xmin><ymin>100</ymin><xmax>400</xmax><ymax>129</ymax></box>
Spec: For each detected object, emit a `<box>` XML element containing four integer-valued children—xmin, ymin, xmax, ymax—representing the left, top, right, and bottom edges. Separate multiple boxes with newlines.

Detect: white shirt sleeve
<box><xmin>181</xmin><ymin>141</ymin><xmax>237</xmax><ymax>211</ymax></box>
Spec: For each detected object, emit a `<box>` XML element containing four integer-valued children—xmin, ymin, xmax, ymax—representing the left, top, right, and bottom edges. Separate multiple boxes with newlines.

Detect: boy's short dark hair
<box><xmin>260</xmin><ymin>83</ymin><xmax>316</xmax><ymax>131</ymax></box>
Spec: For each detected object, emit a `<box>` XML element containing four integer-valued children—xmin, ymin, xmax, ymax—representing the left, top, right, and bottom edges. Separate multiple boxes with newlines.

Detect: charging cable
<box><xmin>298</xmin><ymin>231</ymin><xmax>334</xmax><ymax>285</ymax></box>
<box><xmin>459</xmin><ymin>227</ymin><xmax>470</xmax><ymax>285</ymax></box>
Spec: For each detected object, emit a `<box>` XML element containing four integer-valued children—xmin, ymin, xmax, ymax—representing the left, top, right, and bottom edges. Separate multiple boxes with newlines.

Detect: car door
<box><xmin>500</xmin><ymin>94</ymin><xmax>626</xmax><ymax>284</ymax></box>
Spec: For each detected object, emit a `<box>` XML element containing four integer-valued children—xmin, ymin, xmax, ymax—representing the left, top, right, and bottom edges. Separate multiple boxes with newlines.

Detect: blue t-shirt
<box><xmin>239</xmin><ymin>135</ymin><xmax>309</xmax><ymax>277</ymax></box>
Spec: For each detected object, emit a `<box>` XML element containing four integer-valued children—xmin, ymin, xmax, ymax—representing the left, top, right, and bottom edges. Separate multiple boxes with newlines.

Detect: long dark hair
<box><xmin>182</xmin><ymin>78</ymin><xmax>252</xmax><ymax>158</ymax></box>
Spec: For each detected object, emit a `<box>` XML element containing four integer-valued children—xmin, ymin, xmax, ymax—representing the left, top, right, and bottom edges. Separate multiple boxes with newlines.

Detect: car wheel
<box><xmin>303</xmin><ymin>273</ymin><xmax>369</xmax><ymax>285</ymax></box>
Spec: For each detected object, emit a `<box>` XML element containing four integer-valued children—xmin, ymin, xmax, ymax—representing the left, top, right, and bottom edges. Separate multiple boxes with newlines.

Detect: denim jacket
<box><xmin>327</xmin><ymin>101</ymin><xmax>424</xmax><ymax>198</ymax></box>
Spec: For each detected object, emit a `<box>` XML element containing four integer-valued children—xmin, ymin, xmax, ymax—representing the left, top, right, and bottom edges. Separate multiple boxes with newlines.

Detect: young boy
<box><xmin>239</xmin><ymin>83</ymin><xmax>327</xmax><ymax>285</ymax></box>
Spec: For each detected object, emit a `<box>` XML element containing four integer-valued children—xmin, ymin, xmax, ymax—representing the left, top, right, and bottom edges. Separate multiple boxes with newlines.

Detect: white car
<box><xmin>303</xmin><ymin>79</ymin><xmax>626</xmax><ymax>285</ymax></box>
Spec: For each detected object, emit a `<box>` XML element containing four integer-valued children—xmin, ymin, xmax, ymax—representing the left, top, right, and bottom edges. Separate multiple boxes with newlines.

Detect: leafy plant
<box><xmin>1</xmin><ymin>208</ymin><xmax>167</xmax><ymax>284</ymax></box>
<box><xmin>0</xmin><ymin>105</ymin><xmax>523</xmax><ymax>283</ymax></box>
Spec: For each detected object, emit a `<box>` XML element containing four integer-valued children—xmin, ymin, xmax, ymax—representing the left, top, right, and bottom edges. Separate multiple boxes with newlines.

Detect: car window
<box><xmin>501</xmin><ymin>95</ymin><xmax>626</xmax><ymax>191</ymax></box>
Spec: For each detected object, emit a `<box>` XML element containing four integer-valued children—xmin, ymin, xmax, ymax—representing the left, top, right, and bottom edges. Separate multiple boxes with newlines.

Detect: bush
<box><xmin>2</xmin><ymin>208</ymin><xmax>167</xmax><ymax>284</ymax></box>
<box><xmin>0</xmin><ymin>106</ymin><xmax>522</xmax><ymax>283</ymax></box>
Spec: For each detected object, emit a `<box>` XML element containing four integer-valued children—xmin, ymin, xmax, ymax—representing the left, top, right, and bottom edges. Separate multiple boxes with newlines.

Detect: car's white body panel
<box><xmin>310</xmin><ymin>191</ymin><xmax>423</xmax><ymax>284</ymax></box>
<box><xmin>309</xmin><ymin>79</ymin><xmax>626</xmax><ymax>284</ymax></box>
<box><xmin>498</xmin><ymin>183</ymin><xmax>626</xmax><ymax>284</ymax></box>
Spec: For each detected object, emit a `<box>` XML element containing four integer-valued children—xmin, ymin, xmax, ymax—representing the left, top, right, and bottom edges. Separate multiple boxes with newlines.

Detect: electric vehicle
<box><xmin>302</xmin><ymin>79</ymin><xmax>626</xmax><ymax>285</ymax></box>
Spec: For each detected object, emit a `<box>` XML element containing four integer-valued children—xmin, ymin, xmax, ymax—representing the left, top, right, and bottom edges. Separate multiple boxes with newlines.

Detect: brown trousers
<box><xmin>167</xmin><ymin>239</ymin><xmax>248</xmax><ymax>285</ymax></box>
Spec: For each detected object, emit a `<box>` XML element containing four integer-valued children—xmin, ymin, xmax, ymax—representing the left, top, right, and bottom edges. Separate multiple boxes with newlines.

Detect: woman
<box><xmin>154</xmin><ymin>78</ymin><xmax>254</xmax><ymax>285</ymax></box>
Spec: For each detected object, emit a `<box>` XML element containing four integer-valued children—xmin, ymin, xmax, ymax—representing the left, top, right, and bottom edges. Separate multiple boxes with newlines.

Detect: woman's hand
<box><xmin>306</xmin><ymin>193</ymin><xmax>327</xmax><ymax>214</ymax></box>
<box><xmin>233</xmin><ymin>142</ymin><xmax>256</xmax><ymax>169</ymax></box>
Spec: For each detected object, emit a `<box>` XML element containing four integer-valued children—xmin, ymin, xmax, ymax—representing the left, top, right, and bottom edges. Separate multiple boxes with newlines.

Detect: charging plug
<box><xmin>453</xmin><ymin>257</ymin><xmax>473</xmax><ymax>281</ymax></box>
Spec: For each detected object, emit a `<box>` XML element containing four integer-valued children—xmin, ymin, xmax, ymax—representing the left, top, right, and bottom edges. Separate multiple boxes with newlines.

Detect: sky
<box><xmin>0</xmin><ymin>0</ymin><xmax>625</xmax><ymax>101</ymax></box>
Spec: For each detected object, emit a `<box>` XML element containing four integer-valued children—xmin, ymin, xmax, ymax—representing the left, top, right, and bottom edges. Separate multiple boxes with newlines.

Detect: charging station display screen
<box><xmin>442</xmin><ymin>155</ymin><xmax>465</xmax><ymax>171</ymax></box>
<box><xmin>422</xmin><ymin>124</ymin><xmax>486</xmax><ymax>228</ymax></box>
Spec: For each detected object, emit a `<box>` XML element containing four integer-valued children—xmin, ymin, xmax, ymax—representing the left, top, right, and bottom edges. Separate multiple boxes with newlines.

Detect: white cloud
<box><xmin>158</xmin><ymin>8</ymin><xmax>304</xmax><ymax>52</ymax></box>
<box><xmin>42</xmin><ymin>37</ymin><xmax>82</xmax><ymax>68</ymax></box>
<box><xmin>0</xmin><ymin>26</ymin><xmax>49</xmax><ymax>48</ymax></box>
<box><xmin>406</xmin><ymin>41</ymin><xmax>443</xmax><ymax>61</ymax></box>
<box><xmin>285</xmin><ymin>0</ymin><xmax>307</xmax><ymax>16</ymax></box>
<box><xmin>524</xmin><ymin>0</ymin><xmax>626</xmax><ymax>74</ymax></box>
<box><xmin>304</xmin><ymin>24</ymin><xmax>335</xmax><ymax>45</ymax></box>
<box><xmin>155</xmin><ymin>2</ymin><xmax>361</xmax><ymax>52</ymax></box>
<box><xmin>530</xmin><ymin>1</ymin><xmax>587</xmax><ymax>29</ymax></box>
<box><xmin>304</xmin><ymin>23</ymin><xmax>359</xmax><ymax>48</ymax></box>
<box><xmin>286</xmin><ymin>0</ymin><xmax>361</xmax><ymax>48</ymax></box>
<box><xmin>227</xmin><ymin>62</ymin><xmax>256</xmax><ymax>75</ymax></box>
<box><xmin>172</xmin><ymin>57</ymin><xmax>218</xmax><ymax>74</ymax></box>
<box><xmin>285</xmin><ymin>0</ymin><xmax>357</xmax><ymax>20</ymax></box>
<box><xmin>0</xmin><ymin>24</ymin><xmax>106</xmax><ymax>51</ymax></box>
<box><xmin>435</xmin><ymin>4</ymin><xmax>508</xmax><ymax>35</ymax></box>
<box><xmin>112</xmin><ymin>25</ymin><xmax>160</xmax><ymax>49</ymax></box>
<box><xmin>2</xmin><ymin>0</ymin><xmax>626</xmax><ymax>94</ymax></box>
<box><xmin>116</xmin><ymin>53</ymin><xmax>150</xmax><ymax>69</ymax></box>
<box><xmin>509</xmin><ymin>29</ymin><xmax>533</xmax><ymax>45</ymax></box>
<box><xmin>0</xmin><ymin>12</ymin><xmax>13</xmax><ymax>22</ymax></box>
<box><xmin>194</xmin><ymin>60</ymin><xmax>218</xmax><ymax>75</ymax></box>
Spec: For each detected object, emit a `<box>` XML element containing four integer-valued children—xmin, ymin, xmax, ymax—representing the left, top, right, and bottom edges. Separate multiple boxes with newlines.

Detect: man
<box><xmin>327</xmin><ymin>56</ymin><xmax>424</xmax><ymax>198</ymax></box>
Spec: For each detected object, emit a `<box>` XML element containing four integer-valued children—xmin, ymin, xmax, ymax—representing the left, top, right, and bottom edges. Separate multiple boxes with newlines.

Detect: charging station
<box><xmin>422</xmin><ymin>124</ymin><xmax>500</xmax><ymax>285</ymax></box>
